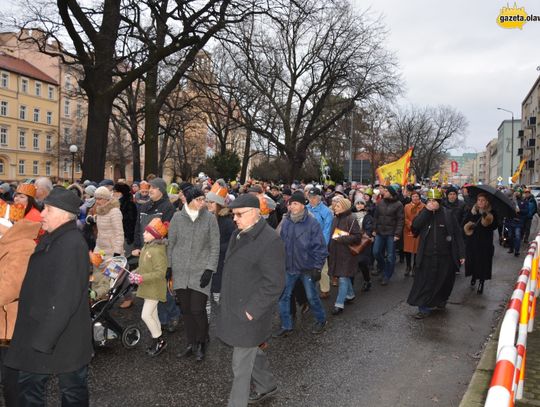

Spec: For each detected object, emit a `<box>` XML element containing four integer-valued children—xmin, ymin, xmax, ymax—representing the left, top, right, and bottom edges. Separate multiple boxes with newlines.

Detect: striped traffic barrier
<box><xmin>485</xmin><ymin>240</ymin><xmax>539</xmax><ymax>407</ymax></box>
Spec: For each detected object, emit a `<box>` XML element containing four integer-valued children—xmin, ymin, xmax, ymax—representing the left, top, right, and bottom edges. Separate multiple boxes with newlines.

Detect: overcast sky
<box><xmin>353</xmin><ymin>0</ymin><xmax>540</xmax><ymax>154</ymax></box>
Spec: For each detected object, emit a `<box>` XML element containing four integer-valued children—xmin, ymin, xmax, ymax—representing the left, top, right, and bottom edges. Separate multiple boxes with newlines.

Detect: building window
<box><xmin>0</xmin><ymin>127</ymin><xmax>7</xmax><ymax>145</ymax></box>
<box><xmin>76</xmin><ymin>103</ymin><xmax>82</xmax><ymax>119</ymax></box>
<box><xmin>33</xmin><ymin>160</ymin><xmax>39</xmax><ymax>175</ymax></box>
<box><xmin>48</xmin><ymin>85</ymin><xmax>54</xmax><ymax>100</ymax></box>
<box><xmin>33</xmin><ymin>108</ymin><xmax>40</xmax><ymax>122</ymax></box>
<box><xmin>46</xmin><ymin>111</ymin><xmax>52</xmax><ymax>125</ymax></box>
<box><xmin>0</xmin><ymin>159</ymin><xmax>4</xmax><ymax>174</ymax></box>
<box><xmin>64</xmin><ymin>75</ymin><xmax>71</xmax><ymax>91</ymax></box>
<box><xmin>45</xmin><ymin>161</ymin><xmax>51</xmax><ymax>176</ymax></box>
<box><xmin>0</xmin><ymin>72</ymin><xmax>8</xmax><ymax>88</ymax></box>
<box><xmin>19</xmin><ymin>105</ymin><xmax>26</xmax><ymax>120</ymax></box>
<box><xmin>63</xmin><ymin>127</ymin><xmax>71</xmax><ymax>144</ymax></box>
<box><xmin>19</xmin><ymin>130</ymin><xmax>26</xmax><ymax>148</ymax></box>
<box><xmin>76</xmin><ymin>162</ymin><xmax>81</xmax><ymax>173</ymax></box>
<box><xmin>76</xmin><ymin>128</ymin><xmax>83</xmax><ymax>144</ymax></box>
<box><xmin>0</xmin><ymin>101</ymin><xmax>7</xmax><ymax>116</ymax></box>
<box><xmin>35</xmin><ymin>82</ymin><xmax>41</xmax><ymax>96</ymax></box>
<box><xmin>46</xmin><ymin>134</ymin><xmax>52</xmax><ymax>151</ymax></box>
<box><xmin>63</xmin><ymin>158</ymin><xmax>68</xmax><ymax>173</ymax></box>
<box><xmin>33</xmin><ymin>133</ymin><xmax>39</xmax><ymax>150</ymax></box>
<box><xmin>18</xmin><ymin>159</ymin><xmax>25</xmax><ymax>175</ymax></box>
<box><xmin>64</xmin><ymin>100</ymin><xmax>70</xmax><ymax>117</ymax></box>
<box><xmin>21</xmin><ymin>78</ymin><xmax>28</xmax><ymax>93</ymax></box>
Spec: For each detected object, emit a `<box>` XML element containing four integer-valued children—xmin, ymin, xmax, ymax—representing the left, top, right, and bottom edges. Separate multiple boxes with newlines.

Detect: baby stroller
<box><xmin>91</xmin><ymin>256</ymin><xmax>141</xmax><ymax>349</ymax></box>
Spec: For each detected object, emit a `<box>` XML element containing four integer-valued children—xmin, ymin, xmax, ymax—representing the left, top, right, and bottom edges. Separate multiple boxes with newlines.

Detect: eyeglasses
<box><xmin>232</xmin><ymin>209</ymin><xmax>253</xmax><ymax>218</ymax></box>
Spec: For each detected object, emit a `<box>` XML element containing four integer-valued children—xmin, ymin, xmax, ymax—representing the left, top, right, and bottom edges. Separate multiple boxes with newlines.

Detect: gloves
<box><xmin>200</xmin><ymin>269</ymin><xmax>213</xmax><ymax>288</ymax></box>
<box><xmin>166</xmin><ymin>267</ymin><xmax>172</xmax><ymax>280</ymax></box>
<box><xmin>129</xmin><ymin>272</ymin><xmax>143</xmax><ymax>285</ymax></box>
<box><xmin>310</xmin><ymin>269</ymin><xmax>321</xmax><ymax>283</ymax></box>
<box><xmin>85</xmin><ymin>215</ymin><xmax>95</xmax><ymax>224</ymax></box>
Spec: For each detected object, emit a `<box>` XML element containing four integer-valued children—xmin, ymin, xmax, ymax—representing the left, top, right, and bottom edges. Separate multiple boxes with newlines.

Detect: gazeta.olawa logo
<box><xmin>497</xmin><ymin>2</ymin><xmax>540</xmax><ymax>29</ymax></box>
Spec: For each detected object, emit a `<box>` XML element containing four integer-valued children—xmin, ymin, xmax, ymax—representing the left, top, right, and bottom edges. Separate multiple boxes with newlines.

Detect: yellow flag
<box><xmin>431</xmin><ymin>172</ymin><xmax>440</xmax><ymax>182</ymax></box>
<box><xmin>376</xmin><ymin>148</ymin><xmax>413</xmax><ymax>185</ymax></box>
<box><xmin>511</xmin><ymin>159</ymin><xmax>526</xmax><ymax>184</ymax></box>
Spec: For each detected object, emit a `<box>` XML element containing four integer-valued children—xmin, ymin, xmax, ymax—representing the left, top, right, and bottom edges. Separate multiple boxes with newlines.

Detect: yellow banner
<box><xmin>431</xmin><ymin>171</ymin><xmax>440</xmax><ymax>182</ymax></box>
<box><xmin>511</xmin><ymin>159</ymin><xmax>526</xmax><ymax>184</ymax></box>
<box><xmin>376</xmin><ymin>148</ymin><xmax>413</xmax><ymax>186</ymax></box>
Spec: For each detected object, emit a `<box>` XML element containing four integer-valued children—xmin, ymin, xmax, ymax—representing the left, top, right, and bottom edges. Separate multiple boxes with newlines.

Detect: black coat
<box><xmin>5</xmin><ymin>220</ymin><xmax>92</xmax><ymax>374</ymax></box>
<box><xmin>373</xmin><ymin>197</ymin><xmax>404</xmax><ymax>237</ymax></box>
<box><xmin>119</xmin><ymin>195</ymin><xmax>137</xmax><ymax>244</ymax></box>
<box><xmin>211</xmin><ymin>211</ymin><xmax>236</xmax><ymax>294</ymax></box>
<box><xmin>442</xmin><ymin>198</ymin><xmax>466</xmax><ymax>225</ymax></box>
<box><xmin>463</xmin><ymin>208</ymin><xmax>498</xmax><ymax>280</ymax></box>
<box><xmin>216</xmin><ymin>218</ymin><xmax>285</xmax><ymax>348</ymax></box>
<box><xmin>133</xmin><ymin>196</ymin><xmax>176</xmax><ymax>249</ymax></box>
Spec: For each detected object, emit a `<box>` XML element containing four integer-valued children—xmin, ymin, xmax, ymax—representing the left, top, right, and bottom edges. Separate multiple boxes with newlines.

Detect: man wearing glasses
<box><xmin>216</xmin><ymin>194</ymin><xmax>285</xmax><ymax>406</ymax></box>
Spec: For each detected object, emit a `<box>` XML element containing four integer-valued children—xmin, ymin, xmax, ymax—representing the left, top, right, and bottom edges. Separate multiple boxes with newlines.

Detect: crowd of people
<box><xmin>0</xmin><ymin>174</ymin><xmax>538</xmax><ymax>406</ymax></box>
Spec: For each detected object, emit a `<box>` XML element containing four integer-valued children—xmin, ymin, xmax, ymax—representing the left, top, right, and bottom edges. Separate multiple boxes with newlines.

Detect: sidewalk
<box><xmin>459</xmin><ymin>309</ymin><xmax>540</xmax><ymax>407</ymax></box>
<box><xmin>518</xmin><ymin>309</ymin><xmax>540</xmax><ymax>407</ymax></box>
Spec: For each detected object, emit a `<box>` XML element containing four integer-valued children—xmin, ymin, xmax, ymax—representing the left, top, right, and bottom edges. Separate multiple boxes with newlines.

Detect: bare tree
<box><xmin>11</xmin><ymin>0</ymin><xmax>263</xmax><ymax>180</ymax></box>
<box><xmin>217</xmin><ymin>0</ymin><xmax>400</xmax><ymax>182</ymax></box>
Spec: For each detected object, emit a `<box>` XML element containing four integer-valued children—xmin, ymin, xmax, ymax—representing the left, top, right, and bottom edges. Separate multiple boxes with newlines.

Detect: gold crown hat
<box><xmin>16</xmin><ymin>183</ymin><xmax>37</xmax><ymax>198</ymax></box>
<box><xmin>206</xmin><ymin>179</ymin><xmax>228</xmax><ymax>206</ymax></box>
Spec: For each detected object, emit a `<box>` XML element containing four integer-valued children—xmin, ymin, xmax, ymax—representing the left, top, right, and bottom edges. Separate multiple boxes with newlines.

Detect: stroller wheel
<box><xmin>121</xmin><ymin>325</ymin><xmax>141</xmax><ymax>348</ymax></box>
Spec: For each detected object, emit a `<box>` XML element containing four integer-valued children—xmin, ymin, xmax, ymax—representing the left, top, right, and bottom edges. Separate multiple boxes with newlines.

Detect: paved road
<box><xmin>36</xmin><ymin>241</ymin><xmax>522</xmax><ymax>406</ymax></box>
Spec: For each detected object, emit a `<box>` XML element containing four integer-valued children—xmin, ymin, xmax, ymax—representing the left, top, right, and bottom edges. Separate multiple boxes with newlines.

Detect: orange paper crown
<box><xmin>16</xmin><ymin>183</ymin><xmax>36</xmax><ymax>198</ymax></box>
<box><xmin>0</xmin><ymin>199</ymin><xmax>7</xmax><ymax>218</ymax></box>
<box><xmin>209</xmin><ymin>179</ymin><xmax>228</xmax><ymax>200</ymax></box>
<box><xmin>145</xmin><ymin>218</ymin><xmax>169</xmax><ymax>239</ymax></box>
<box><xmin>9</xmin><ymin>203</ymin><xmax>25</xmax><ymax>222</ymax></box>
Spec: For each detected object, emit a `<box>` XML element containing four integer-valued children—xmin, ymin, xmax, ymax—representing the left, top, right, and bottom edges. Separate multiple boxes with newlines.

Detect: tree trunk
<box><xmin>144</xmin><ymin>66</ymin><xmax>159</xmax><ymax>177</ymax></box>
<box><xmin>82</xmin><ymin>95</ymin><xmax>114</xmax><ymax>181</ymax></box>
<box><xmin>131</xmin><ymin>137</ymin><xmax>141</xmax><ymax>181</ymax></box>
<box><xmin>239</xmin><ymin>130</ymin><xmax>252</xmax><ymax>183</ymax></box>
<box><xmin>288</xmin><ymin>153</ymin><xmax>306</xmax><ymax>184</ymax></box>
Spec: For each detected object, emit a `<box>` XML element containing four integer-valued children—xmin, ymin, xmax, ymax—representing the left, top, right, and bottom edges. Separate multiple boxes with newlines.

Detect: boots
<box><xmin>404</xmin><ymin>266</ymin><xmax>412</xmax><ymax>277</ymax></box>
<box><xmin>195</xmin><ymin>341</ymin><xmax>206</xmax><ymax>362</ymax></box>
<box><xmin>177</xmin><ymin>343</ymin><xmax>195</xmax><ymax>358</ymax></box>
<box><xmin>146</xmin><ymin>336</ymin><xmax>167</xmax><ymax>357</ymax></box>
<box><xmin>477</xmin><ymin>280</ymin><xmax>485</xmax><ymax>295</ymax></box>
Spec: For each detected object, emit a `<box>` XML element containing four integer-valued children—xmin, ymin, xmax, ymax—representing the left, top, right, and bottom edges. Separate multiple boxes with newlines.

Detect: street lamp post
<box><xmin>69</xmin><ymin>144</ymin><xmax>78</xmax><ymax>184</ymax></box>
<box><xmin>497</xmin><ymin>107</ymin><xmax>515</xmax><ymax>183</ymax></box>
<box><xmin>349</xmin><ymin>112</ymin><xmax>353</xmax><ymax>182</ymax></box>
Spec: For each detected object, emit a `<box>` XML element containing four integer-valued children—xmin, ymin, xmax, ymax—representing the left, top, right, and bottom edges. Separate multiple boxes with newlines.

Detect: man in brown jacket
<box><xmin>0</xmin><ymin>219</ymin><xmax>41</xmax><ymax>406</ymax></box>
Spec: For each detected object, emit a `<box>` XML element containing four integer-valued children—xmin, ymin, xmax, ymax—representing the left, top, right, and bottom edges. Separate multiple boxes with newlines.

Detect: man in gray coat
<box><xmin>216</xmin><ymin>194</ymin><xmax>286</xmax><ymax>407</ymax></box>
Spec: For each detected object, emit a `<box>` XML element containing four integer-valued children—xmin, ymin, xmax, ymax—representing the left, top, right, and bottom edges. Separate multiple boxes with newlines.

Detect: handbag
<box><xmin>347</xmin><ymin>218</ymin><xmax>372</xmax><ymax>256</ymax></box>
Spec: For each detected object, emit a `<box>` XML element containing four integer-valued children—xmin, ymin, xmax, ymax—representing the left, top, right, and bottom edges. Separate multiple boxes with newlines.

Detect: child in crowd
<box><xmin>132</xmin><ymin>218</ymin><xmax>169</xmax><ymax>357</ymax></box>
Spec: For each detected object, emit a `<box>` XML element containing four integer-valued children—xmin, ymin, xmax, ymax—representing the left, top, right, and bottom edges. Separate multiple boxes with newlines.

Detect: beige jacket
<box><xmin>95</xmin><ymin>199</ymin><xmax>124</xmax><ymax>257</ymax></box>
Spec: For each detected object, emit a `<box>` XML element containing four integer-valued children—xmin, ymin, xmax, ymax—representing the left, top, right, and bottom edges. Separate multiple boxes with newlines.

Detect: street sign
<box><xmin>497</xmin><ymin>176</ymin><xmax>503</xmax><ymax>182</ymax></box>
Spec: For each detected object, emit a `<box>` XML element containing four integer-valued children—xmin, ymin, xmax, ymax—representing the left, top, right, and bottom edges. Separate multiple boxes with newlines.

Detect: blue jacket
<box><xmin>280</xmin><ymin>210</ymin><xmax>328</xmax><ymax>275</ymax></box>
<box><xmin>307</xmin><ymin>202</ymin><xmax>333</xmax><ymax>244</ymax></box>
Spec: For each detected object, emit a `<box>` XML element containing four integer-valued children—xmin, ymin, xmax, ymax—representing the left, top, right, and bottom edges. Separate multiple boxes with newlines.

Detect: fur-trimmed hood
<box><xmin>95</xmin><ymin>198</ymin><xmax>120</xmax><ymax>216</ymax></box>
<box><xmin>218</xmin><ymin>207</ymin><xmax>231</xmax><ymax>217</ymax></box>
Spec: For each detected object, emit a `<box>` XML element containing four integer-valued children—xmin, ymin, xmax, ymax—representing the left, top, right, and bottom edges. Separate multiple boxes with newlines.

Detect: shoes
<box><xmin>404</xmin><ymin>266</ymin><xmax>412</xmax><ymax>277</ymax></box>
<box><xmin>301</xmin><ymin>303</ymin><xmax>310</xmax><ymax>314</ymax></box>
<box><xmin>361</xmin><ymin>281</ymin><xmax>372</xmax><ymax>292</ymax></box>
<box><xmin>195</xmin><ymin>342</ymin><xmax>206</xmax><ymax>362</ymax></box>
<box><xmin>470</xmin><ymin>278</ymin><xmax>476</xmax><ymax>287</ymax></box>
<box><xmin>119</xmin><ymin>299</ymin><xmax>133</xmax><ymax>309</ymax></box>
<box><xmin>272</xmin><ymin>328</ymin><xmax>293</xmax><ymax>338</ymax></box>
<box><xmin>508</xmin><ymin>248</ymin><xmax>514</xmax><ymax>254</ymax></box>
<box><xmin>177</xmin><ymin>343</ymin><xmax>195</xmax><ymax>358</ymax></box>
<box><xmin>146</xmin><ymin>337</ymin><xmax>167</xmax><ymax>357</ymax></box>
<box><xmin>331</xmin><ymin>307</ymin><xmax>343</xmax><ymax>315</ymax></box>
<box><xmin>477</xmin><ymin>280</ymin><xmax>484</xmax><ymax>295</ymax></box>
<box><xmin>414</xmin><ymin>311</ymin><xmax>430</xmax><ymax>319</ymax></box>
<box><xmin>435</xmin><ymin>301</ymin><xmax>447</xmax><ymax>310</ymax></box>
<box><xmin>344</xmin><ymin>296</ymin><xmax>355</xmax><ymax>304</ymax></box>
<box><xmin>167</xmin><ymin>319</ymin><xmax>179</xmax><ymax>333</ymax></box>
<box><xmin>380</xmin><ymin>277</ymin><xmax>389</xmax><ymax>286</ymax></box>
<box><xmin>515</xmin><ymin>252</ymin><xmax>520</xmax><ymax>257</ymax></box>
<box><xmin>371</xmin><ymin>270</ymin><xmax>381</xmax><ymax>276</ymax></box>
<box><xmin>248</xmin><ymin>386</ymin><xmax>278</xmax><ymax>404</ymax></box>
<box><xmin>319</xmin><ymin>291</ymin><xmax>330</xmax><ymax>299</ymax></box>
<box><xmin>411</xmin><ymin>266</ymin><xmax>416</xmax><ymax>277</ymax></box>
<box><xmin>311</xmin><ymin>321</ymin><xmax>327</xmax><ymax>334</ymax></box>
<box><xmin>331</xmin><ymin>277</ymin><xmax>338</xmax><ymax>287</ymax></box>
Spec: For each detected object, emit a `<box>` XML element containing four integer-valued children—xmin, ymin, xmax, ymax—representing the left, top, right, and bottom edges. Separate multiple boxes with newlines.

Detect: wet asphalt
<box><xmin>34</xmin><ymin>241</ymin><xmax>523</xmax><ymax>406</ymax></box>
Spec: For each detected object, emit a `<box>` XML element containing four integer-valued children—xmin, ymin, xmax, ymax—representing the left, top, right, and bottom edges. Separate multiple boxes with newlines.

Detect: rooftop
<box><xmin>0</xmin><ymin>51</ymin><xmax>58</xmax><ymax>85</ymax></box>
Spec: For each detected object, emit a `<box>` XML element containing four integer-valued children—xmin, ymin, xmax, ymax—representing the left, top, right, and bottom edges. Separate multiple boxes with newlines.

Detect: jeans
<box><xmin>335</xmin><ymin>277</ymin><xmax>355</xmax><ymax>308</ymax></box>
<box><xmin>17</xmin><ymin>365</ymin><xmax>89</xmax><ymax>407</ymax></box>
<box><xmin>158</xmin><ymin>288</ymin><xmax>181</xmax><ymax>325</ymax></box>
<box><xmin>510</xmin><ymin>225</ymin><xmax>522</xmax><ymax>254</ymax></box>
<box><xmin>279</xmin><ymin>273</ymin><xmax>326</xmax><ymax>330</ymax></box>
<box><xmin>373</xmin><ymin>235</ymin><xmax>396</xmax><ymax>279</ymax></box>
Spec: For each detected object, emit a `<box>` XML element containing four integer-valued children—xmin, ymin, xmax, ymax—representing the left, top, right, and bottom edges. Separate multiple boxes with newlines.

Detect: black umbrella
<box><xmin>466</xmin><ymin>185</ymin><xmax>515</xmax><ymax>219</ymax></box>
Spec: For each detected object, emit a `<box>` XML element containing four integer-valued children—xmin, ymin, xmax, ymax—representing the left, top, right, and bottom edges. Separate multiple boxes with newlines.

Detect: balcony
<box><xmin>526</xmin><ymin>138</ymin><xmax>536</xmax><ymax>148</ymax></box>
<box><xmin>518</xmin><ymin>130</ymin><xmax>524</xmax><ymax>138</ymax></box>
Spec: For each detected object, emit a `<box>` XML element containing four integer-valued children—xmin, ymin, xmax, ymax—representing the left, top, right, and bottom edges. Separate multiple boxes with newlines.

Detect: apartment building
<box><xmin>520</xmin><ymin>75</ymin><xmax>540</xmax><ymax>185</ymax></box>
<box><xmin>0</xmin><ymin>52</ymin><xmax>58</xmax><ymax>181</ymax></box>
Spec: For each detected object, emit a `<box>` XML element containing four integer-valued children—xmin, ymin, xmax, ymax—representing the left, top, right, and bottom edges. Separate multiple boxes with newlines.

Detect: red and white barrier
<box><xmin>485</xmin><ymin>239</ymin><xmax>540</xmax><ymax>407</ymax></box>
